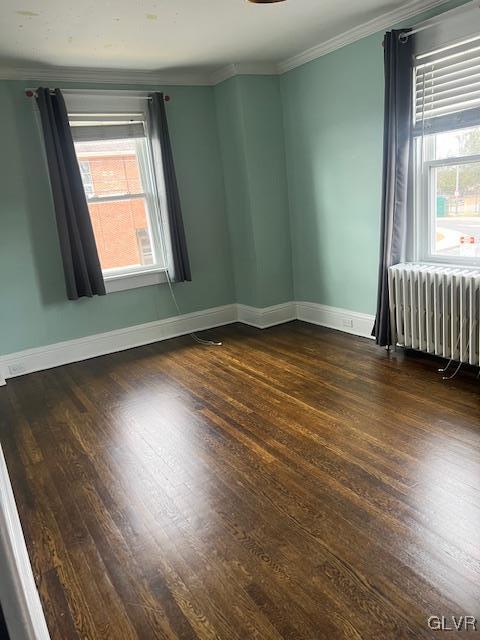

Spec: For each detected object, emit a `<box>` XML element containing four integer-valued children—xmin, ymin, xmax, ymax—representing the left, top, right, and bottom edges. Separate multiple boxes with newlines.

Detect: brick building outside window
<box><xmin>75</xmin><ymin>138</ymin><xmax>155</xmax><ymax>272</ymax></box>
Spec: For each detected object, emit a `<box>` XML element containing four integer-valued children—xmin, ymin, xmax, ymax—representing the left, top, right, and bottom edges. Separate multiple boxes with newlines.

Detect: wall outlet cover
<box><xmin>8</xmin><ymin>364</ymin><xmax>26</xmax><ymax>376</ymax></box>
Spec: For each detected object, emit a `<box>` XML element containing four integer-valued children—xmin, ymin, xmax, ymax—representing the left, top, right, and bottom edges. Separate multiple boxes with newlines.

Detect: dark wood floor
<box><xmin>1</xmin><ymin>321</ymin><xmax>480</xmax><ymax>639</ymax></box>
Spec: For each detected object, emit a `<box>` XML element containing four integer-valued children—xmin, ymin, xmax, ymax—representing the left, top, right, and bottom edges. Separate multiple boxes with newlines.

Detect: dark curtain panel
<box><xmin>0</xmin><ymin>606</ymin><xmax>10</xmax><ymax>640</ymax></box>
<box><xmin>148</xmin><ymin>93</ymin><xmax>191</xmax><ymax>282</ymax></box>
<box><xmin>373</xmin><ymin>30</ymin><xmax>414</xmax><ymax>346</ymax></box>
<box><xmin>35</xmin><ymin>88</ymin><xmax>106</xmax><ymax>300</ymax></box>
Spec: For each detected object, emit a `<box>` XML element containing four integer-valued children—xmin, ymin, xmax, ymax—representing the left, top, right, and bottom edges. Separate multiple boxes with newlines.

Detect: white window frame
<box><xmin>412</xmin><ymin>2</ymin><xmax>480</xmax><ymax>268</ymax></box>
<box><xmin>65</xmin><ymin>90</ymin><xmax>171</xmax><ymax>293</ymax></box>
<box><xmin>415</xmin><ymin>133</ymin><xmax>480</xmax><ymax>268</ymax></box>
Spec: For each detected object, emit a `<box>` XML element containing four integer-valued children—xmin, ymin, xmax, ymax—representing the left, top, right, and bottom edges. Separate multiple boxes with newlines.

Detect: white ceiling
<box><xmin>0</xmin><ymin>0</ymin><xmax>449</xmax><ymax>80</ymax></box>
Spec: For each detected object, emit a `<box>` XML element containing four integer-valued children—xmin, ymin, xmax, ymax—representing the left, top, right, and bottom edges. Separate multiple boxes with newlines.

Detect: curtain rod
<box><xmin>24</xmin><ymin>89</ymin><xmax>171</xmax><ymax>101</ymax></box>
<box><xmin>398</xmin><ymin>0</ymin><xmax>479</xmax><ymax>40</ymax></box>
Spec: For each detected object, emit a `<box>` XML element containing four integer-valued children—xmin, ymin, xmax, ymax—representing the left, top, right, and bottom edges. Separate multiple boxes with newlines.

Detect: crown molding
<box><xmin>0</xmin><ymin>64</ymin><xmax>213</xmax><ymax>86</ymax></box>
<box><xmin>210</xmin><ymin>64</ymin><xmax>238</xmax><ymax>85</ymax></box>
<box><xmin>0</xmin><ymin>0</ymin><xmax>456</xmax><ymax>86</ymax></box>
<box><xmin>210</xmin><ymin>62</ymin><xmax>280</xmax><ymax>85</ymax></box>
<box><xmin>278</xmin><ymin>0</ymin><xmax>453</xmax><ymax>73</ymax></box>
<box><xmin>0</xmin><ymin>61</ymin><xmax>281</xmax><ymax>87</ymax></box>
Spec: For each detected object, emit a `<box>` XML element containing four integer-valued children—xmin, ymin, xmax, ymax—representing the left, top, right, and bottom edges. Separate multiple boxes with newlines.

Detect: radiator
<box><xmin>388</xmin><ymin>263</ymin><xmax>480</xmax><ymax>366</ymax></box>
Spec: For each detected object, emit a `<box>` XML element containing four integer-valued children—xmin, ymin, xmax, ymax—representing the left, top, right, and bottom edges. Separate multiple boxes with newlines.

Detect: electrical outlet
<box><xmin>342</xmin><ymin>318</ymin><xmax>354</xmax><ymax>329</ymax></box>
<box><xmin>8</xmin><ymin>363</ymin><xmax>26</xmax><ymax>376</ymax></box>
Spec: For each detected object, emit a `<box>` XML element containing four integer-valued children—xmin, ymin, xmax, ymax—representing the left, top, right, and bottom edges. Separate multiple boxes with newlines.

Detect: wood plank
<box><xmin>1</xmin><ymin>322</ymin><xmax>479</xmax><ymax>639</ymax></box>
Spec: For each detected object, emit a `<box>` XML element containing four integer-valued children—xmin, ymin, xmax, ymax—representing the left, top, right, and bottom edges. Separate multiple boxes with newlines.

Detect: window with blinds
<box><xmin>414</xmin><ymin>35</ymin><xmax>480</xmax><ymax>135</ymax></box>
<box><xmin>414</xmin><ymin>33</ymin><xmax>480</xmax><ymax>266</ymax></box>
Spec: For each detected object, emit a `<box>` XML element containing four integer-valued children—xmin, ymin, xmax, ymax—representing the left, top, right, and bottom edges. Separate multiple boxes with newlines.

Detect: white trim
<box><xmin>0</xmin><ymin>445</ymin><xmax>51</xmax><ymax>640</ymax></box>
<box><xmin>0</xmin><ymin>65</ymin><xmax>212</xmax><ymax>86</ymax></box>
<box><xmin>210</xmin><ymin>63</ymin><xmax>280</xmax><ymax>85</ymax></box>
<box><xmin>0</xmin><ymin>302</ymin><xmax>375</xmax><ymax>384</ymax></box>
<box><xmin>104</xmin><ymin>269</ymin><xmax>168</xmax><ymax>293</ymax></box>
<box><xmin>237</xmin><ymin>302</ymin><xmax>296</xmax><ymax>328</ymax></box>
<box><xmin>0</xmin><ymin>304</ymin><xmax>237</xmax><ymax>382</ymax></box>
<box><xmin>0</xmin><ymin>62</ymin><xmax>279</xmax><ymax>86</ymax></box>
<box><xmin>296</xmin><ymin>301</ymin><xmax>375</xmax><ymax>339</ymax></box>
<box><xmin>0</xmin><ymin>0</ymin><xmax>453</xmax><ymax>86</ymax></box>
<box><xmin>278</xmin><ymin>0</ymin><xmax>452</xmax><ymax>73</ymax></box>
<box><xmin>210</xmin><ymin>64</ymin><xmax>242</xmax><ymax>85</ymax></box>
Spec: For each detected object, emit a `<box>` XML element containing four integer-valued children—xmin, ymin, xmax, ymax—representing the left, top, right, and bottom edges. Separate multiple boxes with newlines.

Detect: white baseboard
<box><xmin>296</xmin><ymin>301</ymin><xmax>375</xmax><ymax>339</ymax></box>
<box><xmin>237</xmin><ymin>302</ymin><xmax>296</xmax><ymax>329</ymax></box>
<box><xmin>0</xmin><ymin>445</ymin><xmax>51</xmax><ymax>639</ymax></box>
<box><xmin>0</xmin><ymin>304</ymin><xmax>237</xmax><ymax>384</ymax></box>
<box><xmin>0</xmin><ymin>301</ymin><xmax>374</xmax><ymax>384</ymax></box>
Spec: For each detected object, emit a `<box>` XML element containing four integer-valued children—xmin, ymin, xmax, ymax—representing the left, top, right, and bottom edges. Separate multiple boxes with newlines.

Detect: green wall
<box><xmin>215</xmin><ymin>77</ymin><xmax>258</xmax><ymax>306</ymax></box>
<box><xmin>0</xmin><ymin>1</ymin><xmax>468</xmax><ymax>355</ymax></box>
<box><xmin>281</xmin><ymin>0</ymin><xmax>469</xmax><ymax>316</ymax></box>
<box><xmin>0</xmin><ymin>81</ymin><xmax>235</xmax><ymax>355</ymax></box>
<box><xmin>215</xmin><ymin>76</ymin><xmax>293</xmax><ymax>307</ymax></box>
<box><xmin>281</xmin><ymin>34</ymin><xmax>384</xmax><ymax>315</ymax></box>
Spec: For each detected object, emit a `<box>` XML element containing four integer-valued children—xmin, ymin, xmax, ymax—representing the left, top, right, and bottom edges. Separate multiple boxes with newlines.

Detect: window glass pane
<box><xmin>88</xmin><ymin>197</ymin><xmax>155</xmax><ymax>271</ymax></box>
<box><xmin>73</xmin><ymin>135</ymin><xmax>161</xmax><ymax>272</ymax></box>
<box><xmin>434</xmin><ymin>161</ymin><xmax>480</xmax><ymax>257</ymax></box>
<box><xmin>75</xmin><ymin>138</ymin><xmax>144</xmax><ymax>198</ymax></box>
<box><xmin>434</xmin><ymin>125</ymin><xmax>480</xmax><ymax>160</ymax></box>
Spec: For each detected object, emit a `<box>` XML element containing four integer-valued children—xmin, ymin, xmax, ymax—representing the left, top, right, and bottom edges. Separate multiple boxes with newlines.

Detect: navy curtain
<box><xmin>373</xmin><ymin>31</ymin><xmax>414</xmax><ymax>346</ymax></box>
<box><xmin>36</xmin><ymin>88</ymin><xmax>105</xmax><ymax>299</ymax></box>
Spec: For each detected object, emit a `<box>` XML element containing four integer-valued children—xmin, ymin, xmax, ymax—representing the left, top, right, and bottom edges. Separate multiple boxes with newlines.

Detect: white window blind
<box><xmin>70</xmin><ymin>120</ymin><xmax>145</xmax><ymax>143</ymax></box>
<box><xmin>414</xmin><ymin>35</ymin><xmax>480</xmax><ymax>135</ymax></box>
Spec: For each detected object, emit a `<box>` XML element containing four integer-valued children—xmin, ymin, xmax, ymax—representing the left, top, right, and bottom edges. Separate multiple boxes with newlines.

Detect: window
<box><xmin>414</xmin><ymin>35</ymin><xmax>480</xmax><ymax>266</ymax></box>
<box><xmin>66</xmin><ymin>92</ymin><xmax>170</xmax><ymax>291</ymax></box>
<box><xmin>416</xmin><ymin>126</ymin><xmax>480</xmax><ymax>262</ymax></box>
<box><xmin>73</xmin><ymin>135</ymin><xmax>159</xmax><ymax>276</ymax></box>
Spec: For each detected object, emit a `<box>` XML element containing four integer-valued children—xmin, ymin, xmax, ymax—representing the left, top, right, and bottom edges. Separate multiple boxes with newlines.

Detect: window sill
<box><xmin>104</xmin><ymin>268</ymin><xmax>168</xmax><ymax>293</ymax></box>
<box><xmin>417</xmin><ymin>257</ymin><xmax>480</xmax><ymax>270</ymax></box>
